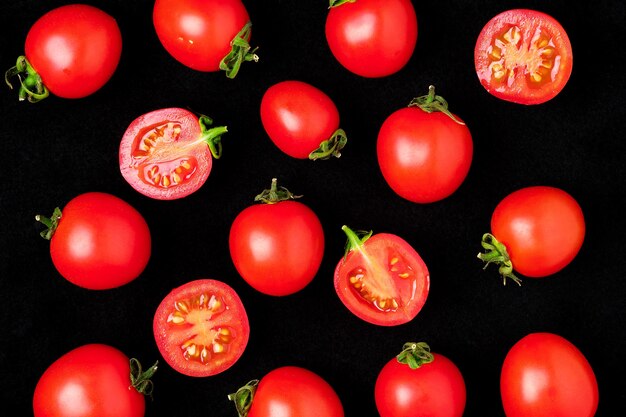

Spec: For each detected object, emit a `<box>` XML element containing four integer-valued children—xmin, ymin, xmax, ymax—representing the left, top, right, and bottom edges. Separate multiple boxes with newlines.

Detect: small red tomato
<box><xmin>229</xmin><ymin>366</ymin><xmax>344</xmax><ymax>417</ymax></box>
<box><xmin>119</xmin><ymin>108</ymin><xmax>227</xmax><ymax>200</ymax></box>
<box><xmin>334</xmin><ymin>225</ymin><xmax>429</xmax><ymax>326</ymax></box>
<box><xmin>6</xmin><ymin>4</ymin><xmax>122</xmax><ymax>102</ymax></box>
<box><xmin>375</xmin><ymin>342</ymin><xmax>466</xmax><ymax>417</ymax></box>
<box><xmin>36</xmin><ymin>192</ymin><xmax>151</xmax><ymax>290</ymax></box>
<box><xmin>153</xmin><ymin>0</ymin><xmax>258</xmax><ymax>77</ymax></box>
<box><xmin>478</xmin><ymin>186</ymin><xmax>585</xmax><ymax>284</ymax></box>
<box><xmin>501</xmin><ymin>333</ymin><xmax>599</xmax><ymax>417</ymax></box>
<box><xmin>229</xmin><ymin>179</ymin><xmax>325</xmax><ymax>296</ymax></box>
<box><xmin>377</xmin><ymin>85</ymin><xmax>473</xmax><ymax>203</ymax></box>
<box><xmin>325</xmin><ymin>0</ymin><xmax>418</xmax><ymax>78</ymax></box>
<box><xmin>474</xmin><ymin>9</ymin><xmax>573</xmax><ymax>104</ymax></box>
<box><xmin>33</xmin><ymin>344</ymin><xmax>157</xmax><ymax>417</ymax></box>
<box><xmin>153</xmin><ymin>279</ymin><xmax>250</xmax><ymax>377</ymax></box>
<box><xmin>260</xmin><ymin>80</ymin><xmax>347</xmax><ymax>160</ymax></box>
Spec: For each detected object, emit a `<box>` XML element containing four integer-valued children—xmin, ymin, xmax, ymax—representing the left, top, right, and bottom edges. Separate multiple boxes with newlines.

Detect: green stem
<box><xmin>329</xmin><ymin>0</ymin><xmax>356</xmax><ymax>8</ymax></box>
<box><xmin>219</xmin><ymin>22</ymin><xmax>259</xmax><ymax>79</ymax></box>
<box><xmin>5</xmin><ymin>56</ymin><xmax>50</xmax><ymax>103</ymax></box>
<box><xmin>477</xmin><ymin>233</ymin><xmax>522</xmax><ymax>286</ymax></box>
<box><xmin>129</xmin><ymin>358</ymin><xmax>158</xmax><ymax>399</ymax></box>
<box><xmin>408</xmin><ymin>85</ymin><xmax>465</xmax><ymax>125</ymax></box>
<box><xmin>35</xmin><ymin>207</ymin><xmax>62</xmax><ymax>240</ymax></box>
<box><xmin>396</xmin><ymin>342</ymin><xmax>435</xmax><ymax>369</ymax></box>
<box><xmin>254</xmin><ymin>178</ymin><xmax>302</xmax><ymax>204</ymax></box>
<box><xmin>198</xmin><ymin>114</ymin><xmax>227</xmax><ymax>159</ymax></box>
<box><xmin>308</xmin><ymin>128</ymin><xmax>348</xmax><ymax>160</ymax></box>
<box><xmin>228</xmin><ymin>379</ymin><xmax>260</xmax><ymax>417</ymax></box>
<box><xmin>341</xmin><ymin>225</ymin><xmax>372</xmax><ymax>256</ymax></box>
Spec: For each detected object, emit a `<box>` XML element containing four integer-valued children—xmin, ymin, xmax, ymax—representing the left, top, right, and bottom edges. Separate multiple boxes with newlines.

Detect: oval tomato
<box><xmin>153</xmin><ymin>279</ymin><xmax>249</xmax><ymax>377</ymax></box>
<box><xmin>36</xmin><ymin>192</ymin><xmax>151</xmax><ymax>290</ymax></box>
<box><xmin>474</xmin><ymin>9</ymin><xmax>573</xmax><ymax>104</ymax></box>
<box><xmin>229</xmin><ymin>366</ymin><xmax>344</xmax><ymax>417</ymax></box>
<box><xmin>33</xmin><ymin>344</ymin><xmax>157</xmax><ymax>417</ymax></box>
<box><xmin>119</xmin><ymin>108</ymin><xmax>227</xmax><ymax>200</ymax></box>
<box><xmin>325</xmin><ymin>0</ymin><xmax>418</xmax><ymax>78</ymax></box>
<box><xmin>6</xmin><ymin>4</ymin><xmax>122</xmax><ymax>102</ymax></box>
<box><xmin>153</xmin><ymin>0</ymin><xmax>258</xmax><ymax>77</ymax></box>
<box><xmin>334</xmin><ymin>226</ymin><xmax>429</xmax><ymax>326</ymax></box>
<box><xmin>377</xmin><ymin>86</ymin><xmax>473</xmax><ymax>203</ymax></box>
<box><xmin>375</xmin><ymin>342</ymin><xmax>466</xmax><ymax>417</ymax></box>
<box><xmin>501</xmin><ymin>333</ymin><xmax>599</xmax><ymax>417</ymax></box>
<box><xmin>478</xmin><ymin>186</ymin><xmax>585</xmax><ymax>284</ymax></box>
<box><xmin>260</xmin><ymin>80</ymin><xmax>347</xmax><ymax>160</ymax></box>
<box><xmin>229</xmin><ymin>179</ymin><xmax>325</xmax><ymax>296</ymax></box>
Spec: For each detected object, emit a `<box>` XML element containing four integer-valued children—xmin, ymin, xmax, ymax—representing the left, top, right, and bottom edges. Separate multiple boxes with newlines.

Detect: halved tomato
<box><xmin>153</xmin><ymin>279</ymin><xmax>249</xmax><ymax>377</ymax></box>
<box><xmin>334</xmin><ymin>226</ymin><xmax>429</xmax><ymax>326</ymax></box>
<box><xmin>474</xmin><ymin>9</ymin><xmax>573</xmax><ymax>105</ymax></box>
<box><xmin>119</xmin><ymin>108</ymin><xmax>227</xmax><ymax>200</ymax></box>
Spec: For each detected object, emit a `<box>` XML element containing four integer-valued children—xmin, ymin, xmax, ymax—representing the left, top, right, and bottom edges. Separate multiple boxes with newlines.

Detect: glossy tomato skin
<box><xmin>377</xmin><ymin>107</ymin><xmax>473</xmax><ymax>203</ymax></box>
<box><xmin>153</xmin><ymin>279</ymin><xmax>249</xmax><ymax>377</ymax></box>
<box><xmin>33</xmin><ymin>344</ymin><xmax>145</xmax><ymax>417</ymax></box>
<box><xmin>248</xmin><ymin>366</ymin><xmax>344</xmax><ymax>417</ymax></box>
<box><xmin>229</xmin><ymin>200</ymin><xmax>325</xmax><ymax>296</ymax></box>
<box><xmin>119</xmin><ymin>108</ymin><xmax>215</xmax><ymax>200</ymax></box>
<box><xmin>325</xmin><ymin>0</ymin><xmax>417</xmax><ymax>78</ymax></box>
<box><xmin>474</xmin><ymin>9</ymin><xmax>573</xmax><ymax>104</ymax></box>
<box><xmin>501</xmin><ymin>333</ymin><xmax>599</xmax><ymax>417</ymax></box>
<box><xmin>153</xmin><ymin>0</ymin><xmax>249</xmax><ymax>72</ymax></box>
<box><xmin>491</xmin><ymin>186</ymin><xmax>585</xmax><ymax>277</ymax></box>
<box><xmin>260</xmin><ymin>80</ymin><xmax>340</xmax><ymax>159</ymax></box>
<box><xmin>24</xmin><ymin>4</ymin><xmax>122</xmax><ymax>98</ymax></box>
<box><xmin>48</xmin><ymin>192</ymin><xmax>151</xmax><ymax>290</ymax></box>
<box><xmin>375</xmin><ymin>353</ymin><xmax>466</xmax><ymax>417</ymax></box>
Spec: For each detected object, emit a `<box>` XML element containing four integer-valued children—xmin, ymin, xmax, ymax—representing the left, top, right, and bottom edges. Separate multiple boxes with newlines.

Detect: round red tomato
<box><xmin>36</xmin><ymin>192</ymin><xmax>151</xmax><ymax>290</ymax></box>
<box><xmin>153</xmin><ymin>0</ymin><xmax>258</xmax><ymax>77</ymax></box>
<box><xmin>260</xmin><ymin>80</ymin><xmax>347</xmax><ymax>160</ymax></box>
<box><xmin>478</xmin><ymin>186</ymin><xmax>585</xmax><ymax>284</ymax></box>
<box><xmin>229</xmin><ymin>366</ymin><xmax>344</xmax><ymax>417</ymax></box>
<box><xmin>119</xmin><ymin>107</ymin><xmax>227</xmax><ymax>200</ymax></box>
<box><xmin>375</xmin><ymin>342</ymin><xmax>466</xmax><ymax>417</ymax></box>
<box><xmin>153</xmin><ymin>279</ymin><xmax>249</xmax><ymax>377</ymax></box>
<box><xmin>377</xmin><ymin>86</ymin><xmax>473</xmax><ymax>203</ymax></box>
<box><xmin>474</xmin><ymin>9</ymin><xmax>573</xmax><ymax>104</ymax></box>
<box><xmin>325</xmin><ymin>0</ymin><xmax>418</xmax><ymax>78</ymax></box>
<box><xmin>501</xmin><ymin>333</ymin><xmax>599</xmax><ymax>417</ymax></box>
<box><xmin>334</xmin><ymin>226</ymin><xmax>429</xmax><ymax>326</ymax></box>
<box><xmin>6</xmin><ymin>4</ymin><xmax>122</xmax><ymax>102</ymax></box>
<box><xmin>229</xmin><ymin>179</ymin><xmax>325</xmax><ymax>296</ymax></box>
<box><xmin>33</xmin><ymin>344</ymin><xmax>157</xmax><ymax>417</ymax></box>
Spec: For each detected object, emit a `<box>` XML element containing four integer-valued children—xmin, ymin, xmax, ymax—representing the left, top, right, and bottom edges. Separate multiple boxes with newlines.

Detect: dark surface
<box><xmin>1</xmin><ymin>0</ymin><xmax>625</xmax><ymax>416</ymax></box>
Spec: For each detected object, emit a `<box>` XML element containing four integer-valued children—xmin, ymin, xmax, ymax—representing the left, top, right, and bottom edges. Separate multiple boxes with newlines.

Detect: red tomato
<box><xmin>377</xmin><ymin>86</ymin><xmax>473</xmax><ymax>203</ymax></box>
<box><xmin>334</xmin><ymin>226</ymin><xmax>429</xmax><ymax>326</ymax></box>
<box><xmin>501</xmin><ymin>333</ymin><xmax>599</xmax><ymax>417</ymax></box>
<box><xmin>474</xmin><ymin>9</ymin><xmax>573</xmax><ymax>104</ymax></box>
<box><xmin>478</xmin><ymin>186</ymin><xmax>585</xmax><ymax>284</ymax></box>
<box><xmin>325</xmin><ymin>0</ymin><xmax>418</xmax><ymax>78</ymax></box>
<box><xmin>153</xmin><ymin>0</ymin><xmax>258</xmax><ymax>77</ymax></box>
<box><xmin>119</xmin><ymin>108</ymin><xmax>227</xmax><ymax>200</ymax></box>
<box><xmin>375</xmin><ymin>342</ymin><xmax>466</xmax><ymax>417</ymax></box>
<box><xmin>6</xmin><ymin>4</ymin><xmax>122</xmax><ymax>102</ymax></box>
<box><xmin>153</xmin><ymin>279</ymin><xmax>249</xmax><ymax>377</ymax></box>
<box><xmin>229</xmin><ymin>366</ymin><xmax>344</xmax><ymax>417</ymax></box>
<box><xmin>33</xmin><ymin>344</ymin><xmax>157</xmax><ymax>417</ymax></box>
<box><xmin>229</xmin><ymin>179</ymin><xmax>325</xmax><ymax>296</ymax></box>
<box><xmin>36</xmin><ymin>192</ymin><xmax>151</xmax><ymax>290</ymax></box>
<box><xmin>260</xmin><ymin>80</ymin><xmax>347</xmax><ymax>160</ymax></box>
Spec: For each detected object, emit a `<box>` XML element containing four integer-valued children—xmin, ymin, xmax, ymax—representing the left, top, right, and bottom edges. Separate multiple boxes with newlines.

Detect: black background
<box><xmin>1</xmin><ymin>0</ymin><xmax>625</xmax><ymax>416</ymax></box>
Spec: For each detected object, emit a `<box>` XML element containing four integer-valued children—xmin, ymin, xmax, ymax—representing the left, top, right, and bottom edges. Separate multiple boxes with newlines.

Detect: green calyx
<box><xmin>228</xmin><ymin>379</ymin><xmax>260</xmax><ymax>417</ymax></box>
<box><xmin>329</xmin><ymin>0</ymin><xmax>356</xmax><ymax>8</ymax></box>
<box><xmin>309</xmin><ymin>128</ymin><xmax>348</xmax><ymax>160</ymax></box>
<box><xmin>341</xmin><ymin>225</ymin><xmax>372</xmax><ymax>257</ymax></box>
<box><xmin>408</xmin><ymin>85</ymin><xmax>465</xmax><ymax>125</ymax></box>
<box><xmin>35</xmin><ymin>207</ymin><xmax>62</xmax><ymax>240</ymax></box>
<box><xmin>254</xmin><ymin>178</ymin><xmax>302</xmax><ymax>204</ymax></box>
<box><xmin>198</xmin><ymin>114</ymin><xmax>228</xmax><ymax>159</ymax></box>
<box><xmin>477</xmin><ymin>233</ymin><xmax>522</xmax><ymax>286</ymax></box>
<box><xmin>5</xmin><ymin>56</ymin><xmax>50</xmax><ymax>103</ymax></box>
<box><xmin>219</xmin><ymin>22</ymin><xmax>259</xmax><ymax>79</ymax></box>
<box><xmin>129</xmin><ymin>358</ymin><xmax>158</xmax><ymax>398</ymax></box>
<box><xmin>396</xmin><ymin>342</ymin><xmax>435</xmax><ymax>369</ymax></box>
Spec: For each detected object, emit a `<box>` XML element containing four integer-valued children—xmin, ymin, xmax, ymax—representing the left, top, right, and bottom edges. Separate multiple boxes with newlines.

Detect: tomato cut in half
<box><xmin>153</xmin><ymin>279</ymin><xmax>250</xmax><ymax>377</ymax></box>
<box><xmin>119</xmin><ymin>108</ymin><xmax>227</xmax><ymax>200</ymax></box>
<box><xmin>334</xmin><ymin>226</ymin><xmax>429</xmax><ymax>326</ymax></box>
<box><xmin>474</xmin><ymin>9</ymin><xmax>573</xmax><ymax>104</ymax></box>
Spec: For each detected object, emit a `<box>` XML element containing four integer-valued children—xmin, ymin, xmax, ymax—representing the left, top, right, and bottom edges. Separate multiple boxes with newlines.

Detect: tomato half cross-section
<box><xmin>474</xmin><ymin>9</ymin><xmax>573</xmax><ymax>105</ymax></box>
<box><xmin>153</xmin><ymin>279</ymin><xmax>250</xmax><ymax>377</ymax></box>
<box><xmin>334</xmin><ymin>226</ymin><xmax>430</xmax><ymax>326</ymax></box>
<box><xmin>119</xmin><ymin>107</ymin><xmax>227</xmax><ymax>200</ymax></box>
